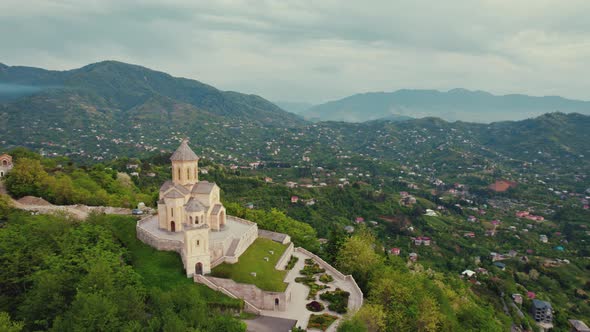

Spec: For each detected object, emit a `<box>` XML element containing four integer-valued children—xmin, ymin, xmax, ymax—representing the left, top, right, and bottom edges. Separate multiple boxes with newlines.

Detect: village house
<box><xmin>344</xmin><ymin>225</ymin><xmax>355</xmax><ymax>233</ymax></box>
<box><xmin>512</xmin><ymin>294</ymin><xmax>523</xmax><ymax>305</ymax></box>
<box><xmin>540</xmin><ymin>234</ymin><xmax>549</xmax><ymax>243</ymax></box>
<box><xmin>461</xmin><ymin>269</ymin><xmax>476</xmax><ymax>278</ymax></box>
<box><xmin>291</xmin><ymin>196</ymin><xmax>299</xmax><ymax>203</ymax></box>
<box><xmin>390</xmin><ymin>248</ymin><xmax>401</xmax><ymax>256</ymax></box>
<box><xmin>412</xmin><ymin>236</ymin><xmax>431</xmax><ymax>246</ymax></box>
<box><xmin>401</xmin><ymin>195</ymin><xmax>417</xmax><ymax>206</ymax></box>
<box><xmin>424</xmin><ymin>209</ymin><xmax>437</xmax><ymax>217</ymax></box>
<box><xmin>355</xmin><ymin>217</ymin><xmax>365</xmax><ymax>224</ymax></box>
<box><xmin>286</xmin><ymin>181</ymin><xmax>298</xmax><ymax>188</ymax></box>
<box><xmin>531</xmin><ymin>299</ymin><xmax>553</xmax><ymax>328</ymax></box>
<box><xmin>0</xmin><ymin>154</ymin><xmax>13</xmax><ymax>178</ymax></box>
<box><xmin>569</xmin><ymin>319</ymin><xmax>590</xmax><ymax>332</ymax></box>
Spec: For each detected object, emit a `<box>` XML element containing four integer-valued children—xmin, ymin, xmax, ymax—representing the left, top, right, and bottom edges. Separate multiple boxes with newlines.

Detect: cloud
<box><xmin>1</xmin><ymin>0</ymin><xmax>590</xmax><ymax>103</ymax></box>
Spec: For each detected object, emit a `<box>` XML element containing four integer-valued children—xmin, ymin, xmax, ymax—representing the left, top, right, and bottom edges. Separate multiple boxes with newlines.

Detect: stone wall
<box><xmin>258</xmin><ymin>229</ymin><xmax>291</xmax><ymax>244</ymax></box>
<box><xmin>275</xmin><ymin>242</ymin><xmax>294</xmax><ymax>270</ymax></box>
<box><xmin>136</xmin><ymin>219</ymin><xmax>182</xmax><ymax>253</ymax></box>
<box><xmin>233</xmin><ymin>223</ymin><xmax>258</xmax><ymax>258</ymax></box>
<box><xmin>195</xmin><ymin>275</ymin><xmax>290</xmax><ymax>312</ymax></box>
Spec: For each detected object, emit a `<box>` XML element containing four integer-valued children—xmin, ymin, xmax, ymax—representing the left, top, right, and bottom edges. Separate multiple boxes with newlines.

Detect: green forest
<box><xmin>1</xmin><ymin>147</ymin><xmax>589</xmax><ymax>331</ymax></box>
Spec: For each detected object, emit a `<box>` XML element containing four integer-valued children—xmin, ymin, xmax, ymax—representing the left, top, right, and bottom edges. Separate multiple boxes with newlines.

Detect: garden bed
<box><xmin>307</xmin><ymin>313</ymin><xmax>338</xmax><ymax>331</ymax></box>
<box><xmin>320</xmin><ymin>288</ymin><xmax>350</xmax><ymax>314</ymax></box>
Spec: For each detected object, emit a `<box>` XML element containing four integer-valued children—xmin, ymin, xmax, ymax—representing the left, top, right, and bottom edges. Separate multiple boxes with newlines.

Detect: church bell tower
<box><xmin>170</xmin><ymin>139</ymin><xmax>199</xmax><ymax>187</ymax></box>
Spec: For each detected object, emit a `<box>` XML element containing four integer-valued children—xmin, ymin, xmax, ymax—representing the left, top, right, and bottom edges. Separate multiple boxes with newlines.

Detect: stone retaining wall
<box><xmin>233</xmin><ymin>223</ymin><xmax>258</xmax><ymax>258</ymax></box>
<box><xmin>136</xmin><ymin>218</ymin><xmax>182</xmax><ymax>253</ymax></box>
<box><xmin>195</xmin><ymin>275</ymin><xmax>290</xmax><ymax>312</ymax></box>
<box><xmin>275</xmin><ymin>242</ymin><xmax>294</xmax><ymax>270</ymax></box>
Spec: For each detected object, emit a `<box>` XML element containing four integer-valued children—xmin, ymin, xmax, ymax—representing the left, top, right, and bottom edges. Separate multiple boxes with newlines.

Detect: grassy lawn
<box><xmin>211</xmin><ymin>238</ymin><xmax>288</xmax><ymax>292</ymax></box>
<box><xmin>98</xmin><ymin>215</ymin><xmax>240</xmax><ymax>306</ymax></box>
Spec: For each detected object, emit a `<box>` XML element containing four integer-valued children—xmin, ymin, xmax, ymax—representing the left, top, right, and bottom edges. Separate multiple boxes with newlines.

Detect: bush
<box><xmin>306</xmin><ymin>301</ymin><xmax>325</xmax><ymax>312</ymax></box>
<box><xmin>319</xmin><ymin>274</ymin><xmax>334</xmax><ymax>283</ymax></box>
<box><xmin>320</xmin><ymin>288</ymin><xmax>350</xmax><ymax>314</ymax></box>
<box><xmin>300</xmin><ymin>262</ymin><xmax>325</xmax><ymax>276</ymax></box>
<box><xmin>286</xmin><ymin>256</ymin><xmax>299</xmax><ymax>270</ymax></box>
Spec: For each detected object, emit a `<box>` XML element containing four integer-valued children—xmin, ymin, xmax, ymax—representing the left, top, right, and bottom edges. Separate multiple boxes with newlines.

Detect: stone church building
<box><xmin>137</xmin><ymin>140</ymin><xmax>259</xmax><ymax>277</ymax></box>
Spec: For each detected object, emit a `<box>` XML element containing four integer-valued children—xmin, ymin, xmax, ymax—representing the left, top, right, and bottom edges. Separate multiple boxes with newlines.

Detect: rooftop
<box><xmin>170</xmin><ymin>139</ymin><xmax>199</xmax><ymax>161</ymax></box>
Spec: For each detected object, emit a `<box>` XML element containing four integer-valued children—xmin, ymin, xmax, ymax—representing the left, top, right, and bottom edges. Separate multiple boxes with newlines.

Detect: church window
<box><xmin>197</xmin><ymin>240</ymin><xmax>200</xmax><ymax>246</ymax></box>
<box><xmin>195</xmin><ymin>168</ymin><xmax>197</xmax><ymax>178</ymax></box>
<box><xmin>178</xmin><ymin>168</ymin><xmax>181</xmax><ymax>180</ymax></box>
<box><xmin>171</xmin><ymin>208</ymin><xmax>174</xmax><ymax>217</ymax></box>
<box><xmin>187</xmin><ymin>168</ymin><xmax>190</xmax><ymax>179</ymax></box>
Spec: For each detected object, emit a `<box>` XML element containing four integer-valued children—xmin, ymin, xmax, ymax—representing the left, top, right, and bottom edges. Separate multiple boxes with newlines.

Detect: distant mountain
<box><xmin>0</xmin><ymin>60</ymin><xmax>303</xmax><ymax>127</ymax></box>
<box><xmin>273</xmin><ymin>101</ymin><xmax>314</xmax><ymax>115</ymax></box>
<box><xmin>302</xmin><ymin>88</ymin><xmax>590</xmax><ymax>123</ymax></box>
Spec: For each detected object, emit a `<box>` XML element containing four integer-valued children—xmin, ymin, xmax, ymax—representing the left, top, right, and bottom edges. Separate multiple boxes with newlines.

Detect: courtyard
<box><xmin>211</xmin><ymin>238</ymin><xmax>289</xmax><ymax>292</ymax></box>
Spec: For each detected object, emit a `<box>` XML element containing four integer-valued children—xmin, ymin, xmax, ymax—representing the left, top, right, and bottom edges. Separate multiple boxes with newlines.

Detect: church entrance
<box><xmin>195</xmin><ymin>262</ymin><xmax>203</xmax><ymax>275</ymax></box>
<box><xmin>170</xmin><ymin>221</ymin><xmax>175</xmax><ymax>232</ymax></box>
<box><xmin>219</xmin><ymin>211</ymin><xmax>225</xmax><ymax>228</ymax></box>
<box><xmin>275</xmin><ymin>298</ymin><xmax>280</xmax><ymax>309</ymax></box>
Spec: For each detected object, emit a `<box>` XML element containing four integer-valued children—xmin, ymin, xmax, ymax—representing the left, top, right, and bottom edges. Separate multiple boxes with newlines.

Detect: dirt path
<box><xmin>1</xmin><ymin>182</ymin><xmax>132</xmax><ymax>220</ymax></box>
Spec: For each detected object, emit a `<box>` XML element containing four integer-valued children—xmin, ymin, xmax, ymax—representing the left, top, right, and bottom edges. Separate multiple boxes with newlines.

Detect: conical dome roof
<box><xmin>170</xmin><ymin>139</ymin><xmax>199</xmax><ymax>161</ymax></box>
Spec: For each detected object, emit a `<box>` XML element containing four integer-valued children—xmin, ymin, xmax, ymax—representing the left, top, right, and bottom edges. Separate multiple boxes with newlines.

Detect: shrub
<box><xmin>300</xmin><ymin>263</ymin><xmax>325</xmax><ymax>276</ymax></box>
<box><xmin>320</xmin><ymin>288</ymin><xmax>350</xmax><ymax>314</ymax></box>
<box><xmin>286</xmin><ymin>256</ymin><xmax>299</xmax><ymax>270</ymax></box>
<box><xmin>306</xmin><ymin>301</ymin><xmax>325</xmax><ymax>312</ymax></box>
<box><xmin>319</xmin><ymin>273</ymin><xmax>334</xmax><ymax>283</ymax></box>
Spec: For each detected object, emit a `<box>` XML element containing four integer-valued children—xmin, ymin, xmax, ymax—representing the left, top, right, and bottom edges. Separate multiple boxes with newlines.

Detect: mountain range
<box><xmin>0</xmin><ymin>60</ymin><xmax>589</xmax><ymax>169</ymax></box>
<box><xmin>299</xmin><ymin>88</ymin><xmax>590</xmax><ymax>123</ymax></box>
<box><xmin>0</xmin><ymin>60</ymin><xmax>303</xmax><ymax>127</ymax></box>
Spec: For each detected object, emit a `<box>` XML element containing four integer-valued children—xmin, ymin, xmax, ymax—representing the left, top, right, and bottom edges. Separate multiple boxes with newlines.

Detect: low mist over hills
<box><xmin>302</xmin><ymin>88</ymin><xmax>590</xmax><ymax>123</ymax></box>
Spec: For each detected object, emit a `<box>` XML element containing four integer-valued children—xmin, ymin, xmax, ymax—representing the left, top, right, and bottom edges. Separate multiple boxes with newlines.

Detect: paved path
<box><xmin>257</xmin><ymin>250</ymin><xmax>362</xmax><ymax>332</ymax></box>
<box><xmin>244</xmin><ymin>316</ymin><xmax>297</xmax><ymax>332</ymax></box>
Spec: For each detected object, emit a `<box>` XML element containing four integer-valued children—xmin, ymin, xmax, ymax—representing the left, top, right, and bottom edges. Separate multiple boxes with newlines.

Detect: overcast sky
<box><xmin>2</xmin><ymin>0</ymin><xmax>590</xmax><ymax>103</ymax></box>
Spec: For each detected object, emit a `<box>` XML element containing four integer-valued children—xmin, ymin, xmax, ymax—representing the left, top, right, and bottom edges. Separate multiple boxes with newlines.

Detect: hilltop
<box><xmin>0</xmin><ymin>60</ymin><xmax>303</xmax><ymax>127</ymax></box>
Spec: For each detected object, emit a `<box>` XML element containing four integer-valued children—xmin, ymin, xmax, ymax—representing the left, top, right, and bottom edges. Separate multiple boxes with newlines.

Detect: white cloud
<box><xmin>1</xmin><ymin>0</ymin><xmax>590</xmax><ymax>103</ymax></box>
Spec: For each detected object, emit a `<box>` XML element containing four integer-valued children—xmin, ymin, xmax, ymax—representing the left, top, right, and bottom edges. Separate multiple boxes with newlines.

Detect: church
<box><xmin>157</xmin><ymin>139</ymin><xmax>227</xmax><ymax>233</ymax></box>
<box><xmin>137</xmin><ymin>139</ymin><xmax>260</xmax><ymax>277</ymax></box>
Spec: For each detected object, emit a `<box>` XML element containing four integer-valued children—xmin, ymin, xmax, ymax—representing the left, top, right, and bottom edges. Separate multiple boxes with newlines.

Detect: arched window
<box><xmin>196</xmin><ymin>240</ymin><xmax>200</xmax><ymax>246</ymax></box>
<box><xmin>189</xmin><ymin>216</ymin><xmax>193</xmax><ymax>224</ymax></box>
<box><xmin>171</xmin><ymin>208</ymin><xmax>174</xmax><ymax>217</ymax></box>
<box><xmin>195</xmin><ymin>168</ymin><xmax>197</xmax><ymax>179</ymax></box>
<box><xmin>187</xmin><ymin>168</ymin><xmax>190</xmax><ymax>180</ymax></box>
<box><xmin>178</xmin><ymin>168</ymin><xmax>181</xmax><ymax>180</ymax></box>
<box><xmin>2</xmin><ymin>160</ymin><xmax>6</xmax><ymax>166</ymax></box>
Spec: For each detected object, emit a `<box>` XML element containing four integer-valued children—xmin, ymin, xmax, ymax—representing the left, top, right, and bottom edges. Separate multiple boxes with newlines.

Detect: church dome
<box><xmin>170</xmin><ymin>139</ymin><xmax>199</xmax><ymax>161</ymax></box>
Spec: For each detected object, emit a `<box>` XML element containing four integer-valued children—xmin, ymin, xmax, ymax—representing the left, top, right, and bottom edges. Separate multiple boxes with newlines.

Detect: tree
<box><xmin>5</xmin><ymin>158</ymin><xmax>48</xmax><ymax>198</ymax></box>
<box><xmin>354</xmin><ymin>304</ymin><xmax>386</xmax><ymax>332</ymax></box>
<box><xmin>0</xmin><ymin>312</ymin><xmax>23</xmax><ymax>332</ymax></box>
<box><xmin>336</xmin><ymin>229</ymin><xmax>383</xmax><ymax>290</ymax></box>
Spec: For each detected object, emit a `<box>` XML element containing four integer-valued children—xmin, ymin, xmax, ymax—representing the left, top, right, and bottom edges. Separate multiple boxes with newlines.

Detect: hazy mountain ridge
<box><xmin>302</xmin><ymin>88</ymin><xmax>590</xmax><ymax>123</ymax></box>
<box><xmin>0</xmin><ymin>60</ymin><xmax>303</xmax><ymax>127</ymax></box>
